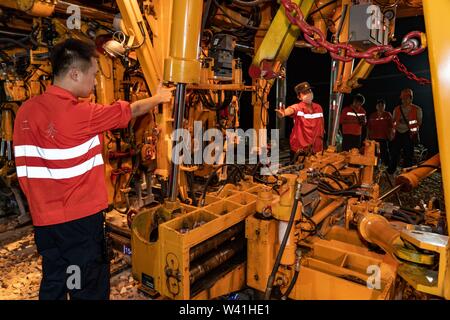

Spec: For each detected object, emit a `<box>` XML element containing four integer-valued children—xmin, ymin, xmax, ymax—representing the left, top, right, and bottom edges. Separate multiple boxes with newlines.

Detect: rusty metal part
<box><xmin>189</xmin><ymin>239</ymin><xmax>244</xmax><ymax>285</ymax></box>
<box><xmin>190</xmin><ymin>223</ymin><xmax>244</xmax><ymax>262</ymax></box>
<box><xmin>379</xmin><ymin>184</ymin><xmax>403</xmax><ymax>201</ymax></box>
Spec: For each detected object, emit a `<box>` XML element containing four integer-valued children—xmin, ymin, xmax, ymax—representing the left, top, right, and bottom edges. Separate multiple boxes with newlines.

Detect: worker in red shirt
<box><xmin>388</xmin><ymin>88</ymin><xmax>423</xmax><ymax>174</ymax></box>
<box><xmin>13</xmin><ymin>39</ymin><xmax>173</xmax><ymax>300</ymax></box>
<box><xmin>276</xmin><ymin>82</ymin><xmax>324</xmax><ymax>160</ymax></box>
<box><xmin>367</xmin><ymin>99</ymin><xmax>394</xmax><ymax>166</ymax></box>
<box><xmin>340</xmin><ymin>94</ymin><xmax>367</xmax><ymax>151</ymax></box>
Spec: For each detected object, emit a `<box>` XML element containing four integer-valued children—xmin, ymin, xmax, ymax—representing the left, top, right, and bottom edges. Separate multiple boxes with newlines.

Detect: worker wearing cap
<box><xmin>388</xmin><ymin>88</ymin><xmax>422</xmax><ymax>174</ymax></box>
<box><xmin>340</xmin><ymin>94</ymin><xmax>367</xmax><ymax>151</ymax></box>
<box><xmin>276</xmin><ymin>82</ymin><xmax>324</xmax><ymax>157</ymax></box>
<box><xmin>367</xmin><ymin>99</ymin><xmax>394</xmax><ymax>166</ymax></box>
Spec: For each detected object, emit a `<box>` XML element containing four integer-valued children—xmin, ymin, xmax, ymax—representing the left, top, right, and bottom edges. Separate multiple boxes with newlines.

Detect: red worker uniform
<box><xmin>289</xmin><ymin>101</ymin><xmax>324</xmax><ymax>153</ymax></box>
<box><xmin>340</xmin><ymin>105</ymin><xmax>366</xmax><ymax>136</ymax></box>
<box><xmin>368</xmin><ymin>110</ymin><xmax>393</xmax><ymax>165</ymax></box>
<box><xmin>340</xmin><ymin>105</ymin><xmax>366</xmax><ymax>151</ymax></box>
<box><xmin>13</xmin><ymin>85</ymin><xmax>131</xmax><ymax>226</ymax></box>
<box><xmin>368</xmin><ymin>111</ymin><xmax>393</xmax><ymax>140</ymax></box>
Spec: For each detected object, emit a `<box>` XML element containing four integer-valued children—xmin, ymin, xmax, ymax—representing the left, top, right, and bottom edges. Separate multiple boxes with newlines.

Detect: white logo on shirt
<box><xmin>46</xmin><ymin>122</ymin><xmax>58</xmax><ymax>139</ymax></box>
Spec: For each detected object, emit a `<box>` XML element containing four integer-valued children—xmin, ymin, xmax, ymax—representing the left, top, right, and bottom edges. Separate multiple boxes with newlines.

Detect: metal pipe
<box><xmin>105</xmin><ymin>221</ymin><xmax>131</xmax><ymax>239</ymax></box>
<box><xmin>327</xmin><ymin>90</ymin><xmax>344</xmax><ymax>147</ymax></box>
<box><xmin>311</xmin><ymin>198</ymin><xmax>345</xmax><ymax>225</ymax></box>
<box><xmin>275</xmin><ymin>62</ymin><xmax>286</xmax><ymax>139</ymax></box>
<box><xmin>190</xmin><ymin>223</ymin><xmax>244</xmax><ymax>262</ymax></box>
<box><xmin>235</xmin><ymin>43</ymin><xmax>254</xmax><ymax>53</ymax></box>
<box><xmin>356</xmin><ymin>213</ymin><xmax>403</xmax><ymax>255</ymax></box>
<box><xmin>379</xmin><ymin>184</ymin><xmax>403</xmax><ymax>201</ymax></box>
<box><xmin>0</xmin><ymin>29</ymin><xmax>30</xmax><ymax>38</ymax></box>
<box><xmin>395</xmin><ymin>154</ymin><xmax>440</xmax><ymax>192</ymax></box>
<box><xmin>163</xmin><ymin>0</ymin><xmax>202</xmax><ymax>84</ymax></box>
<box><xmin>189</xmin><ymin>239</ymin><xmax>244</xmax><ymax>284</ymax></box>
<box><xmin>327</xmin><ymin>3</ymin><xmax>348</xmax><ymax>147</ymax></box>
<box><xmin>55</xmin><ymin>1</ymin><xmax>116</xmax><ymax>22</ymax></box>
<box><xmin>168</xmin><ymin>83</ymin><xmax>187</xmax><ymax>202</ymax></box>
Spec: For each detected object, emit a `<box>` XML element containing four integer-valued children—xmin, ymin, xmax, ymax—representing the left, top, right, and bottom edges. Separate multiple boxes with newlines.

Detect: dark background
<box><xmin>238</xmin><ymin>15</ymin><xmax>437</xmax><ymax>155</ymax></box>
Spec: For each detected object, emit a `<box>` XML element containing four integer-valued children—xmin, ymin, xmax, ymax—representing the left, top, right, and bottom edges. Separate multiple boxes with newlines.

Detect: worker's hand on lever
<box><xmin>130</xmin><ymin>83</ymin><xmax>175</xmax><ymax>118</ymax></box>
<box><xmin>155</xmin><ymin>83</ymin><xmax>176</xmax><ymax>104</ymax></box>
<box><xmin>276</xmin><ymin>106</ymin><xmax>286</xmax><ymax>118</ymax></box>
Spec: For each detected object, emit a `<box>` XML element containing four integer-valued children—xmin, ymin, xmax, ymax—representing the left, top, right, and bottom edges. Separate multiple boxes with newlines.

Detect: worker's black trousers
<box><xmin>342</xmin><ymin>134</ymin><xmax>361</xmax><ymax>151</ymax></box>
<box><xmin>388</xmin><ymin>132</ymin><xmax>415</xmax><ymax>174</ymax></box>
<box><xmin>374</xmin><ymin>139</ymin><xmax>390</xmax><ymax>166</ymax></box>
<box><xmin>34</xmin><ymin>211</ymin><xmax>110</xmax><ymax>300</ymax></box>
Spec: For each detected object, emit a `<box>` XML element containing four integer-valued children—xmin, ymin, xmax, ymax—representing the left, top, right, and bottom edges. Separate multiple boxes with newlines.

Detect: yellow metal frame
<box><xmin>132</xmin><ymin>184</ymin><xmax>258</xmax><ymax>299</ymax></box>
<box><xmin>423</xmin><ymin>0</ymin><xmax>450</xmax><ymax>299</ymax></box>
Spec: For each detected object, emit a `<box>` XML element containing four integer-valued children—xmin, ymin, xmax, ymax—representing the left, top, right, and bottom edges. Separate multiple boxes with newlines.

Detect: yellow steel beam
<box><xmin>116</xmin><ymin>0</ymin><xmax>162</xmax><ymax>94</ymax></box>
<box><xmin>423</xmin><ymin>0</ymin><xmax>450</xmax><ymax>236</ymax></box>
<box><xmin>423</xmin><ymin>0</ymin><xmax>450</xmax><ymax>300</ymax></box>
<box><xmin>346</xmin><ymin>59</ymin><xmax>375</xmax><ymax>91</ymax></box>
<box><xmin>143</xmin><ymin>0</ymin><xmax>173</xmax><ymax>70</ymax></box>
<box><xmin>251</xmin><ymin>0</ymin><xmax>315</xmax><ymax>74</ymax></box>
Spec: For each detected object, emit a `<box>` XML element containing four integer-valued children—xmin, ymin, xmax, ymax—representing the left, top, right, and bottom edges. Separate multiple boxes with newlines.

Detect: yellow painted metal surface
<box><xmin>288</xmin><ymin>240</ymin><xmax>396</xmax><ymax>300</ymax></box>
<box><xmin>252</xmin><ymin>0</ymin><xmax>314</xmax><ymax>68</ymax></box>
<box><xmin>163</xmin><ymin>0</ymin><xmax>202</xmax><ymax>84</ymax></box>
<box><xmin>396</xmin><ymin>154</ymin><xmax>440</xmax><ymax>191</ymax></box>
<box><xmin>423</xmin><ymin>1</ymin><xmax>450</xmax><ymax>236</ymax></box>
<box><xmin>132</xmin><ymin>186</ymin><xmax>258</xmax><ymax>299</ymax></box>
<box><xmin>397</xmin><ymin>229</ymin><xmax>448</xmax><ymax>298</ymax></box>
<box><xmin>245</xmin><ymin>214</ymin><xmax>278</xmax><ymax>292</ymax></box>
<box><xmin>423</xmin><ymin>0</ymin><xmax>450</xmax><ymax>299</ymax></box>
<box><xmin>116</xmin><ymin>0</ymin><xmax>162</xmax><ymax>94</ymax></box>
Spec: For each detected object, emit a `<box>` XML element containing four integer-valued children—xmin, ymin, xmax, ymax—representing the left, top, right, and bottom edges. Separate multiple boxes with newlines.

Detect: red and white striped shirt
<box><xmin>13</xmin><ymin>85</ymin><xmax>131</xmax><ymax>226</ymax></box>
<box><xmin>289</xmin><ymin>102</ymin><xmax>324</xmax><ymax>153</ymax></box>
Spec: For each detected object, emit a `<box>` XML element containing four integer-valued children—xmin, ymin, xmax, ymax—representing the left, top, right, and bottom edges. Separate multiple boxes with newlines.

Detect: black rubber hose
<box><xmin>200</xmin><ymin>164</ymin><xmax>228</xmax><ymax>206</ymax></box>
<box><xmin>281</xmin><ymin>270</ymin><xmax>299</xmax><ymax>300</ymax></box>
<box><xmin>264</xmin><ymin>194</ymin><xmax>299</xmax><ymax>300</ymax></box>
<box><xmin>0</xmin><ymin>37</ymin><xmax>29</xmax><ymax>46</ymax></box>
<box><xmin>187</xmin><ymin>171</ymin><xmax>198</xmax><ymax>206</ymax></box>
<box><xmin>232</xmin><ymin>0</ymin><xmax>272</xmax><ymax>6</ymax></box>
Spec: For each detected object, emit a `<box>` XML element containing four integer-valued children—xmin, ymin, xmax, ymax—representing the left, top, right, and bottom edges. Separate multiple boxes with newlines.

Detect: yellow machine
<box><xmin>0</xmin><ymin>0</ymin><xmax>449</xmax><ymax>300</ymax></box>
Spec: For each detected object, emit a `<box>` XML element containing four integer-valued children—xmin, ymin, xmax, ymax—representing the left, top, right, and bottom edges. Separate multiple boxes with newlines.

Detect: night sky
<box><xmin>239</xmin><ymin>14</ymin><xmax>437</xmax><ymax>155</ymax></box>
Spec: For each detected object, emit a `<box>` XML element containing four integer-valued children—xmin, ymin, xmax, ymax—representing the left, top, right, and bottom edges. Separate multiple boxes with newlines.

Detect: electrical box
<box><xmin>209</xmin><ymin>34</ymin><xmax>236</xmax><ymax>81</ymax></box>
<box><xmin>348</xmin><ymin>4</ymin><xmax>389</xmax><ymax>50</ymax></box>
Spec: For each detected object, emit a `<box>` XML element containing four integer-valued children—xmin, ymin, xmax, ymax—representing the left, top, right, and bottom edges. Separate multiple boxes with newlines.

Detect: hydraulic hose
<box><xmin>232</xmin><ymin>0</ymin><xmax>272</xmax><ymax>6</ymax></box>
<box><xmin>264</xmin><ymin>183</ymin><xmax>301</xmax><ymax>300</ymax></box>
<box><xmin>281</xmin><ymin>270</ymin><xmax>299</xmax><ymax>300</ymax></box>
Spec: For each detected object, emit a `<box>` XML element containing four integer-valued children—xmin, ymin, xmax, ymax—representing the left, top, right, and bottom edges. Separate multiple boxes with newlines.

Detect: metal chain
<box><xmin>393</xmin><ymin>56</ymin><xmax>431</xmax><ymax>85</ymax></box>
<box><xmin>280</xmin><ymin>0</ymin><xmax>431</xmax><ymax>84</ymax></box>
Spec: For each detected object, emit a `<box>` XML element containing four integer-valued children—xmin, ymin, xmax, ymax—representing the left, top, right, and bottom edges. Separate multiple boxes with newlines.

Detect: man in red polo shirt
<box><xmin>276</xmin><ymin>82</ymin><xmax>324</xmax><ymax>159</ymax></box>
<box><xmin>340</xmin><ymin>94</ymin><xmax>367</xmax><ymax>151</ymax></box>
<box><xmin>13</xmin><ymin>39</ymin><xmax>173</xmax><ymax>299</ymax></box>
<box><xmin>367</xmin><ymin>99</ymin><xmax>394</xmax><ymax>166</ymax></box>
